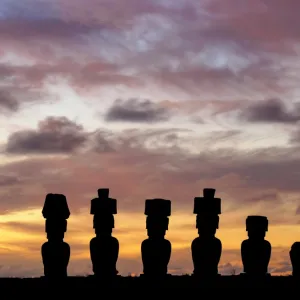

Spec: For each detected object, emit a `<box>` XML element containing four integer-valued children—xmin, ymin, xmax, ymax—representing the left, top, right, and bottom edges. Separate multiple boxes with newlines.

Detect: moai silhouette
<box><xmin>290</xmin><ymin>242</ymin><xmax>300</xmax><ymax>277</ymax></box>
<box><xmin>41</xmin><ymin>193</ymin><xmax>71</xmax><ymax>279</ymax></box>
<box><xmin>191</xmin><ymin>188</ymin><xmax>222</xmax><ymax>278</ymax></box>
<box><xmin>241</xmin><ymin>216</ymin><xmax>271</xmax><ymax>276</ymax></box>
<box><xmin>90</xmin><ymin>188</ymin><xmax>119</xmax><ymax>278</ymax></box>
<box><xmin>141</xmin><ymin>199</ymin><xmax>172</xmax><ymax>278</ymax></box>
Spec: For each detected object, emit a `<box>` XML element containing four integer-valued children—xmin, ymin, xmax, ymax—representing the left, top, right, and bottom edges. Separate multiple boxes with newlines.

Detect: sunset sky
<box><xmin>0</xmin><ymin>0</ymin><xmax>299</xmax><ymax>277</ymax></box>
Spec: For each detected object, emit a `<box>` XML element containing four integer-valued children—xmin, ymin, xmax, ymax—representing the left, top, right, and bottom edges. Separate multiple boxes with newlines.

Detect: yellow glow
<box><xmin>0</xmin><ymin>209</ymin><xmax>41</xmax><ymax>223</ymax></box>
<box><xmin>0</xmin><ymin>207</ymin><xmax>296</xmax><ymax>275</ymax></box>
<box><xmin>0</xmin><ymin>209</ymin><xmax>297</xmax><ymax>251</ymax></box>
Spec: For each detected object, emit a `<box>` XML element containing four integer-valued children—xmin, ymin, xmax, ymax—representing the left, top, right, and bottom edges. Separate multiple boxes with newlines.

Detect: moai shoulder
<box><xmin>90</xmin><ymin>235</ymin><xmax>119</xmax><ymax>247</ymax></box>
<box><xmin>142</xmin><ymin>235</ymin><xmax>171</xmax><ymax>248</ymax></box>
<box><xmin>192</xmin><ymin>235</ymin><xmax>222</xmax><ymax>246</ymax></box>
<box><xmin>290</xmin><ymin>242</ymin><xmax>300</xmax><ymax>277</ymax></box>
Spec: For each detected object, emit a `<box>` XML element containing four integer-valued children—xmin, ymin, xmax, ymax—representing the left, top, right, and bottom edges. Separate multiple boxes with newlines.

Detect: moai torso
<box><xmin>241</xmin><ymin>239</ymin><xmax>271</xmax><ymax>275</ymax></box>
<box><xmin>89</xmin><ymin>188</ymin><xmax>119</xmax><ymax>277</ymax></box>
<box><xmin>90</xmin><ymin>234</ymin><xmax>119</xmax><ymax>276</ymax></box>
<box><xmin>290</xmin><ymin>242</ymin><xmax>300</xmax><ymax>276</ymax></box>
<box><xmin>41</xmin><ymin>194</ymin><xmax>70</xmax><ymax>279</ymax></box>
<box><xmin>191</xmin><ymin>189</ymin><xmax>222</xmax><ymax>277</ymax></box>
<box><xmin>241</xmin><ymin>216</ymin><xmax>271</xmax><ymax>276</ymax></box>
<box><xmin>141</xmin><ymin>199</ymin><xmax>172</xmax><ymax>277</ymax></box>
<box><xmin>141</xmin><ymin>237</ymin><xmax>171</xmax><ymax>276</ymax></box>
<box><xmin>42</xmin><ymin>240</ymin><xmax>70</xmax><ymax>277</ymax></box>
<box><xmin>191</xmin><ymin>235</ymin><xmax>222</xmax><ymax>276</ymax></box>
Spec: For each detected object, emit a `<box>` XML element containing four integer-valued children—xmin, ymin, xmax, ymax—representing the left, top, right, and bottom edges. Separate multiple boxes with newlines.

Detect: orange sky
<box><xmin>0</xmin><ymin>202</ymin><xmax>296</xmax><ymax>276</ymax></box>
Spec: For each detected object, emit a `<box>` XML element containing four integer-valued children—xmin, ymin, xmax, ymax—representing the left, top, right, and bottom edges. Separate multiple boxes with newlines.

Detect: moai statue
<box><xmin>41</xmin><ymin>193</ymin><xmax>71</xmax><ymax>279</ymax></box>
<box><xmin>191</xmin><ymin>188</ymin><xmax>222</xmax><ymax>278</ymax></box>
<box><xmin>90</xmin><ymin>188</ymin><xmax>119</xmax><ymax>278</ymax></box>
<box><xmin>141</xmin><ymin>199</ymin><xmax>172</xmax><ymax>278</ymax></box>
<box><xmin>241</xmin><ymin>215</ymin><xmax>271</xmax><ymax>276</ymax></box>
<box><xmin>290</xmin><ymin>242</ymin><xmax>300</xmax><ymax>277</ymax></box>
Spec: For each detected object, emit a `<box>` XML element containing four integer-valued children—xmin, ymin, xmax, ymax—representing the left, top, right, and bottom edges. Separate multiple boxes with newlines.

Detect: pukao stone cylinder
<box><xmin>246</xmin><ymin>216</ymin><xmax>268</xmax><ymax>232</ymax></box>
<box><xmin>42</xmin><ymin>193</ymin><xmax>70</xmax><ymax>219</ymax></box>
<box><xmin>97</xmin><ymin>188</ymin><xmax>109</xmax><ymax>199</ymax></box>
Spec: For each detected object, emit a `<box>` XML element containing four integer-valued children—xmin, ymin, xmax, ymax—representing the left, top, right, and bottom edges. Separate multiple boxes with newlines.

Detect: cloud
<box><xmin>0</xmin><ymin>222</ymin><xmax>44</xmax><ymax>234</ymax></box>
<box><xmin>218</xmin><ymin>262</ymin><xmax>243</xmax><ymax>275</ymax></box>
<box><xmin>104</xmin><ymin>98</ymin><xmax>171</xmax><ymax>123</ymax></box>
<box><xmin>0</xmin><ymin>118</ymin><xmax>300</xmax><ymax>222</ymax></box>
<box><xmin>0</xmin><ymin>90</ymin><xmax>19</xmax><ymax>112</ymax></box>
<box><xmin>1</xmin><ymin>0</ymin><xmax>298</xmax><ymax>100</ymax></box>
<box><xmin>0</xmin><ymin>19</ymin><xmax>94</xmax><ymax>41</ymax></box>
<box><xmin>269</xmin><ymin>260</ymin><xmax>292</xmax><ymax>274</ymax></box>
<box><xmin>295</xmin><ymin>205</ymin><xmax>300</xmax><ymax>215</ymax></box>
<box><xmin>55</xmin><ymin>0</ymin><xmax>180</xmax><ymax>28</ymax></box>
<box><xmin>240</xmin><ymin>98</ymin><xmax>300</xmax><ymax>124</ymax></box>
<box><xmin>0</xmin><ymin>61</ymin><xmax>139</xmax><ymax>99</ymax></box>
<box><xmin>0</xmin><ymin>64</ymin><xmax>58</xmax><ymax>113</ymax></box>
<box><xmin>0</xmin><ymin>221</ymin><xmax>81</xmax><ymax>236</ymax></box>
<box><xmin>287</xmin><ymin>126</ymin><xmax>300</xmax><ymax>145</ymax></box>
<box><xmin>161</xmin><ymin>247</ymin><xmax>293</xmax><ymax>276</ymax></box>
<box><xmin>209</xmin><ymin>0</ymin><xmax>300</xmax><ymax>46</ymax></box>
<box><xmin>53</xmin><ymin>0</ymin><xmax>300</xmax><ymax>49</ymax></box>
<box><xmin>5</xmin><ymin>116</ymin><xmax>88</xmax><ymax>154</ymax></box>
<box><xmin>0</xmin><ymin>174</ymin><xmax>21</xmax><ymax>187</ymax></box>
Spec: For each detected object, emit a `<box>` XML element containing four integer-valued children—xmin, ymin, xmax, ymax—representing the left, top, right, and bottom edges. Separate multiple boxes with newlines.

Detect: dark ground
<box><xmin>0</xmin><ymin>275</ymin><xmax>298</xmax><ymax>289</ymax></box>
